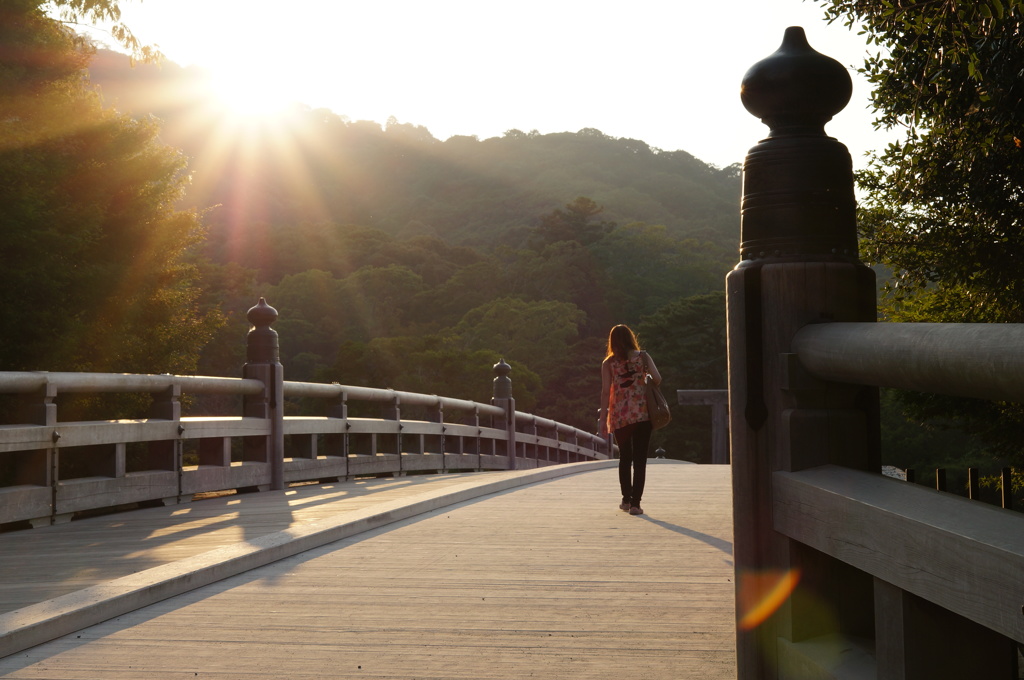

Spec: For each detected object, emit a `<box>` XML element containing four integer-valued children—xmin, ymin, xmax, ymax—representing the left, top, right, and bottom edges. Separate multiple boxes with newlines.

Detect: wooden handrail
<box><xmin>0</xmin><ymin>369</ymin><xmax>609</xmax><ymax>528</ymax></box>
<box><xmin>0</xmin><ymin>372</ymin><xmax>265</xmax><ymax>395</ymax></box>
<box><xmin>792</xmin><ymin>322</ymin><xmax>1024</xmax><ymax>401</ymax></box>
<box><xmin>283</xmin><ymin>381</ymin><xmax>505</xmax><ymax>417</ymax></box>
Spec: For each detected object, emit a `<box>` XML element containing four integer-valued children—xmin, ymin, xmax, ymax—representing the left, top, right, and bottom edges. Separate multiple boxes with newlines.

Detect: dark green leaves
<box><xmin>817</xmin><ymin>0</ymin><xmax>1024</xmax><ymax>463</ymax></box>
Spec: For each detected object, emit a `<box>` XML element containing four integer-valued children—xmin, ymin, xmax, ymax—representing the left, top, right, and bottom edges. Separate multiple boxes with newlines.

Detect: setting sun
<box><xmin>77</xmin><ymin>0</ymin><xmax>882</xmax><ymax>170</ymax></box>
<box><xmin>208</xmin><ymin>69</ymin><xmax>294</xmax><ymax>118</ymax></box>
<box><xmin>198</xmin><ymin>49</ymin><xmax>306</xmax><ymax>120</ymax></box>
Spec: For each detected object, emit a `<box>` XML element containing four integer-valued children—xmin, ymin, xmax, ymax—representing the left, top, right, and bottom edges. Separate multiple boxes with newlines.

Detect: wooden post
<box><xmin>874</xmin><ymin>578</ymin><xmax>1019</xmax><ymax>679</ymax></box>
<box><xmin>677</xmin><ymin>389</ymin><xmax>729</xmax><ymax>463</ymax></box>
<box><xmin>18</xmin><ymin>382</ymin><xmax>57</xmax><ymax>525</ymax></box>
<box><xmin>147</xmin><ymin>385</ymin><xmax>181</xmax><ymax>472</ymax></box>
<box><xmin>380</xmin><ymin>393</ymin><xmax>402</xmax><ymax>475</ymax></box>
<box><xmin>1002</xmin><ymin>467</ymin><xmax>1014</xmax><ymax>510</ymax></box>
<box><xmin>968</xmin><ymin>467</ymin><xmax>979</xmax><ymax>500</ymax></box>
<box><xmin>242</xmin><ymin>298</ymin><xmax>284</xmax><ymax>491</ymax></box>
<box><xmin>19</xmin><ymin>383</ymin><xmax>57</xmax><ymax>489</ymax></box>
<box><xmin>491</xmin><ymin>359</ymin><xmax>516</xmax><ymax>469</ymax></box>
<box><xmin>728</xmin><ymin>27</ymin><xmax>878</xmax><ymax>679</ymax></box>
<box><xmin>470</xmin><ymin>405</ymin><xmax>483</xmax><ymax>466</ymax></box>
<box><xmin>427</xmin><ymin>402</ymin><xmax>443</xmax><ymax>459</ymax></box>
<box><xmin>324</xmin><ymin>389</ymin><xmax>348</xmax><ymax>470</ymax></box>
<box><xmin>732</xmin><ymin>27</ymin><xmax>1020</xmax><ymax>680</ymax></box>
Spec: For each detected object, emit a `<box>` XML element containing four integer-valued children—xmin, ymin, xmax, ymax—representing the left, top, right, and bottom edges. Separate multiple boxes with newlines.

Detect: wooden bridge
<box><xmin>2</xmin><ymin>26</ymin><xmax>1024</xmax><ymax>679</ymax></box>
<box><xmin>0</xmin><ymin>461</ymin><xmax>736</xmax><ymax>679</ymax></box>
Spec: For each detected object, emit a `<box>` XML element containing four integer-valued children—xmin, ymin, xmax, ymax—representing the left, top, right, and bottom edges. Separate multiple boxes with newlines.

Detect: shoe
<box><xmin>629</xmin><ymin>506</ymin><xmax>644</xmax><ymax>516</ymax></box>
<box><xmin>619</xmin><ymin>501</ymin><xmax>631</xmax><ymax>511</ymax></box>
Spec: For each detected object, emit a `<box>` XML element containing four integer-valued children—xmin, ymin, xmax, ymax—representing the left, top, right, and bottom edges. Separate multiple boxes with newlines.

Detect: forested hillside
<box><xmin>85</xmin><ymin>51</ymin><xmax>743</xmax><ymax>461</ymax></box>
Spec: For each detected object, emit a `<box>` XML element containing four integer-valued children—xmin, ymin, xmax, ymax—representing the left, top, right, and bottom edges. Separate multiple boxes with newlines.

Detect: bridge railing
<box><xmin>783</xmin><ymin>322</ymin><xmax>1024</xmax><ymax>676</ymax></box>
<box><xmin>730</xmin><ymin>28</ymin><xmax>1024</xmax><ymax>679</ymax></box>
<box><xmin>0</xmin><ymin>302</ymin><xmax>612</xmax><ymax>529</ymax></box>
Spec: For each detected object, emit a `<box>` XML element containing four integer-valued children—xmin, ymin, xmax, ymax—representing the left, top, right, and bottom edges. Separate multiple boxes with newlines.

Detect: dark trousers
<box><xmin>615</xmin><ymin>420</ymin><xmax>652</xmax><ymax>506</ymax></box>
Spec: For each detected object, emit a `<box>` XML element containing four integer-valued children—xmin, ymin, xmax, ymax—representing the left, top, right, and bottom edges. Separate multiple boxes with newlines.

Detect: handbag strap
<box><xmin>639</xmin><ymin>350</ymin><xmax>652</xmax><ymax>385</ymax></box>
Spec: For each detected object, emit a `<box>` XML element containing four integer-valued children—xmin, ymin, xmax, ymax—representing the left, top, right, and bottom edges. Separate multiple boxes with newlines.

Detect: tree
<box><xmin>819</xmin><ymin>0</ymin><xmax>1024</xmax><ymax>463</ymax></box>
<box><xmin>47</xmin><ymin>0</ymin><xmax>157</xmax><ymax>61</ymax></box>
<box><xmin>454</xmin><ymin>297</ymin><xmax>586</xmax><ymax>379</ymax></box>
<box><xmin>638</xmin><ymin>292</ymin><xmax>727</xmax><ymax>391</ymax></box>
<box><xmin>0</xmin><ymin>1</ymin><xmax>219</xmax><ymax>377</ymax></box>
<box><xmin>530</xmin><ymin>196</ymin><xmax>615</xmax><ymax>247</ymax></box>
<box><xmin>322</xmin><ymin>337</ymin><xmax>542</xmax><ymax>413</ymax></box>
<box><xmin>590</xmin><ymin>222</ymin><xmax>729</xmax><ymax>321</ymax></box>
<box><xmin>637</xmin><ymin>292</ymin><xmax>727</xmax><ymax>463</ymax></box>
<box><xmin>532</xmin><ymin>336</ymin><xmax>606</xmax><ymax>432</ymax></box>
<box><xmin>340</xmin><ymin>265</ymin><xmax>427</xmax><ymax>340</ymax></box>
<box><xmin>820</xmin><ymin>0</ymin><xmax>1024</xmax><ymax>320</ymax></box>
<box><xmin>501</xmin><ymin>241</ymin><xmax>612</xmax><ymax>335</ymax></box>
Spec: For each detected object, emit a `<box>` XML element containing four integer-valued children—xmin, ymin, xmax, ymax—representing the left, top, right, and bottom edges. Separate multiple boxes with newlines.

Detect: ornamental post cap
<box><xmin>246</xmin><ymin>297</ymin><xmax>278</xmax><ymax>329</ymax></box>
<box><xmin>245</xmin><ymin>298</ymin><xmax>279</xmax><ymax>364</ymax></box>
<box><xmin>740</xmin><ymin>26</ymin><xmax>852</xmax><ymax>136</ymax></box>
<box><xmin>492</xmin><ymin>358</ymin><xmax>512</xmax><ymax>400</ymax></box>
<box><xmin>493</xmin><ymin>358</ymin><xmax>511</xmax><ymax>377</ymax></box>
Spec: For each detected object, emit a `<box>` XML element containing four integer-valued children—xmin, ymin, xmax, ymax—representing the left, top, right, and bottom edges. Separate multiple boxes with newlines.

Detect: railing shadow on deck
<box><xmin>0</xmin><ymin>300</ymin><xmax>614</xmax><ymax>530</ymax></box>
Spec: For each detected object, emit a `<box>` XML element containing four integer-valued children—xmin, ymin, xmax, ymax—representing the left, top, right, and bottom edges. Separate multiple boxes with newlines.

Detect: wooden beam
<box><xmin>774</xmin><ymin>465</ymin><xmax>1024</xmax><ymax>644</ymax></box>
<box><xmin>677</xmin><ymin>389</ymin><xmax>728</xmax><ymax>407</ymax></box>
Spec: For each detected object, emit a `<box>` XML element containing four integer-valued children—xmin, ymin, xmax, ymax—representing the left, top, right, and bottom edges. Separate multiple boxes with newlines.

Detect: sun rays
<box><xmin>159</xmin><ymin>69</ymin><xmax>337</xmax><ymax>258</ymax></box>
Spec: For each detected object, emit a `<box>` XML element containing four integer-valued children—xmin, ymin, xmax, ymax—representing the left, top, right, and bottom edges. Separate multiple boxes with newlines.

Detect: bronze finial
<box><xmin>738</xmin><ymin>27</ymin><xmax>858</xmax><ymax>264</ymax></box>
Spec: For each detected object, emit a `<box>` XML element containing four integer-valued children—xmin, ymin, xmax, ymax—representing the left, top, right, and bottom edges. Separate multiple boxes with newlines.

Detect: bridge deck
<box><xmin>0</xmin><ymin>461</ymin><xmax>735</xmax><ymax>678</ymax></box>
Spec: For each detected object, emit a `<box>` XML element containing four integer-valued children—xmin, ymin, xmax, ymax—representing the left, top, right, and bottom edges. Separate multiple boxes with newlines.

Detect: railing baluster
<box><xmin>1002</xmin><ymin>467</ymin><xmax>1014</xmax><ymax>510</ymax></box>
<box><xmin>0</xmin><ymin>307</ymin><xmax>610</xmax><ymax>528</ymax></box>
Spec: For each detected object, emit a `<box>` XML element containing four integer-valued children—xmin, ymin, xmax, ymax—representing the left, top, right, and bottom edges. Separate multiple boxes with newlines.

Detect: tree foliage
<box><xmin>2</xmin><ymin>37</ymin><xmax>743</xmax><ymax>460</ymax></box>
<box><xmin>638</xmin><ymin>292</ymin><xmax>727</xmax><ymax>462</ymax></box>
<box><xmin>0</xmin><ymin>1</ymin><xmax>219</xmax><ymax>377</ymax></box>
<box><xmin>821</xmin><ymin>0</ymin><xmax>1024</xmax><ymax>320</ymax></box>
<box><xmin>530</xmin><ymin>196</ymin><xmax>614</xmax><ymax>247</ymax></box>
<box><xmin>86</xmin><ymin>50</ymin><xmax>741</xmax><ymax>256</ymax></box>
<box><xmin>820</xmin><ymin>0</ymin><xmax>1024</xmax><ymax>464</ymax></box>
<box><xmin>47</xmin><ymin>0</ymin><xmax>158</xmax><ymax>61</ymax></box>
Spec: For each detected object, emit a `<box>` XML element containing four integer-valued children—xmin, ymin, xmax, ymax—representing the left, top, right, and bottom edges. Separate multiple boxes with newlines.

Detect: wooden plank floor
<box><xmin>0</xmin><ymin>470</ymin><xmax>535</xmax><ymax>614</ymax></box>
<box><xmin>0</xmin><ymin>463</ymin><xmax>736</xmax><ymax>679</ymax></box>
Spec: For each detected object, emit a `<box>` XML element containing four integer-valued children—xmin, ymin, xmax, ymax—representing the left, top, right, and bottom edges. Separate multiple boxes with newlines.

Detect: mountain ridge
<box><xmin>87</xmin><ymin>49</ymin><xmax>741</xmax><ymax>255</ymax></box>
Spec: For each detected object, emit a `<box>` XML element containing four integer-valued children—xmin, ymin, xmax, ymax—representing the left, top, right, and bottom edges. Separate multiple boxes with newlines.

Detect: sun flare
<box><xmin>738</xmin><ymin>568</ymin><xmax>802</xmax><ymax>631</ymax></box>
<box><xmin>207</xmin><ymin>66</ymin><xmax>296</xmax><ymax>120</ymax></box>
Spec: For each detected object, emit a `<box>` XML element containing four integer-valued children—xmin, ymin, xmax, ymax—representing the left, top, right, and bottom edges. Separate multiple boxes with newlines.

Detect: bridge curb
<box><xmin>0</xmin><ymin>460</ymin><xmax>631</xmax><ymax>658</ymax></box>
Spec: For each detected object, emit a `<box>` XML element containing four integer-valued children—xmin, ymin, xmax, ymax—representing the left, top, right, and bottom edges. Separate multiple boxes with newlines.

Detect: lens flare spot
<box><xmin>738</xmin><ymin>568</ymin><xmax>801</xmax><ymax>631</ymax></box>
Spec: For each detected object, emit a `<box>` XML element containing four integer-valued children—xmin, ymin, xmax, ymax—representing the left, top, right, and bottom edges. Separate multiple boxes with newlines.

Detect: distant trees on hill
<box><xmin>0</xmin><ymin>45</ymin><xmax>743</xmax><ymax>460</ymax></box>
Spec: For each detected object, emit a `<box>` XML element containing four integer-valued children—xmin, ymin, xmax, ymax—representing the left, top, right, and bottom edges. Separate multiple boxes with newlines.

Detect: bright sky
<box><xmin>83</xmin><ymin>0</ymin><xmax>892</xmax><ymax>169</ymax></box>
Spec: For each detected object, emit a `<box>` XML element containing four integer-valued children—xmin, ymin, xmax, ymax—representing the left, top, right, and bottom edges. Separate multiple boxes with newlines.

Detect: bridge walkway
<box><xmin>0</xmin><ymin>460</ymin><xmax>735</xmax><ymax>678</ymax></box>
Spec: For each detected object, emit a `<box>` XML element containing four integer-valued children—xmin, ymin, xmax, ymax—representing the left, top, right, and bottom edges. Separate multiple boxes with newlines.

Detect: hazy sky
<box><xmin>82</xmin><ymin>0</ymin><xmax>892</xmax><ymax>169</ymax></box>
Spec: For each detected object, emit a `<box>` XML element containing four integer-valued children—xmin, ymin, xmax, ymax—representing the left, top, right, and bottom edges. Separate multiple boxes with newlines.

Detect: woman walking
<box><xmin>600</xmin><ymin>324</ymin><xmax>662</xmax><ymax>516</ymax></box>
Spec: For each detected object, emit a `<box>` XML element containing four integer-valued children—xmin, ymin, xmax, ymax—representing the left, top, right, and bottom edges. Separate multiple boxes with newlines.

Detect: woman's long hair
<box><xmin>605</xmin><ymin>324</ymin><xmax>640</xmax><ymax>362</ymax></box>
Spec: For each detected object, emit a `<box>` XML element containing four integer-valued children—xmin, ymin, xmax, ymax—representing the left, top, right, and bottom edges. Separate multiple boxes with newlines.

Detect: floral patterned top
<box><xmin>606</xmin><ymin>352</ymin><xmax>649</xmax><ymax>431</ymax></box>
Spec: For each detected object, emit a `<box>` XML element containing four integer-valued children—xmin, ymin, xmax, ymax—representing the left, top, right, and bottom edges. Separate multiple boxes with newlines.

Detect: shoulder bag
<box><xmin>641</xmin><ymin>351</ymin><xmax>671</xmax><ymax>430</ymax></box>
